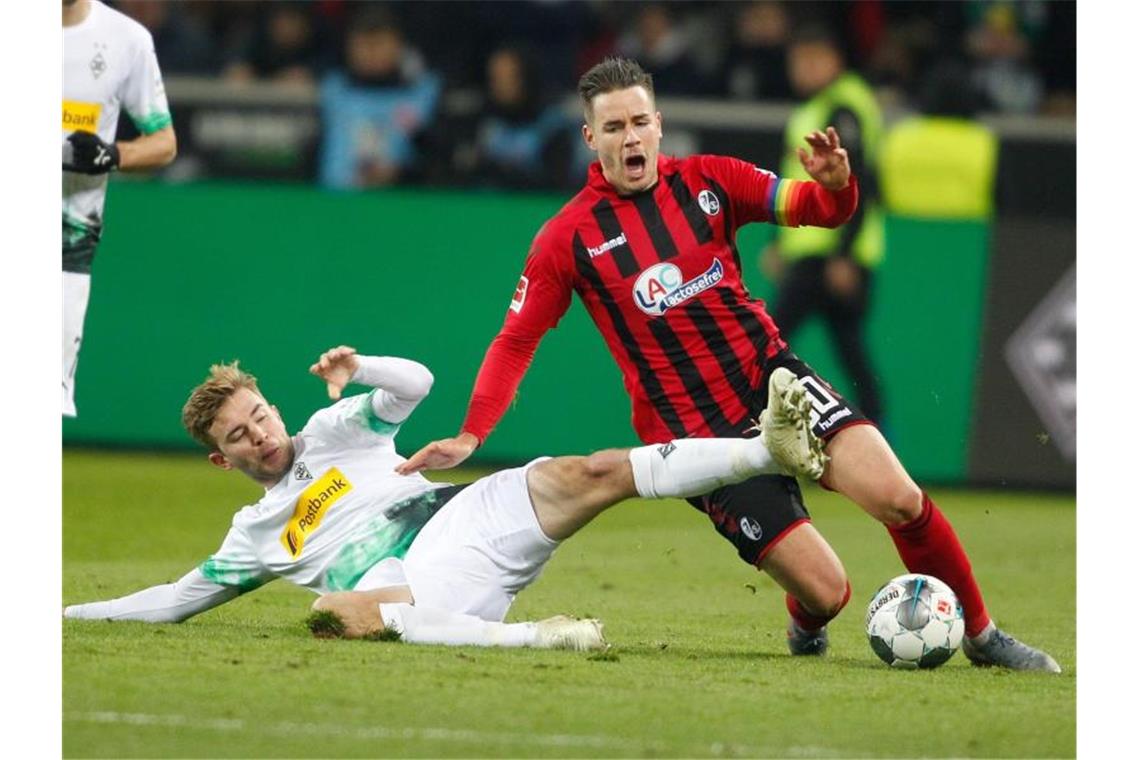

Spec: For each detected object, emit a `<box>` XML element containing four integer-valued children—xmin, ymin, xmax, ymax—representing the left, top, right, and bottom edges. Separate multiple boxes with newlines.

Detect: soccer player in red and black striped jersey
<box><xmin>399</xmin><ymin>58</ymin><xmax>1059</xmax><ymax>672</ymax></box>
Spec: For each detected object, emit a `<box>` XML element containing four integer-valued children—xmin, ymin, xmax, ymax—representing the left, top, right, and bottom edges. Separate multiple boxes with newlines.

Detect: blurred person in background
<box><xmin>879</xmin><ymin>60</ymin><xmax>998</xmax><ymax>221</ymax></box>
<box><xmin>764</xmin><ymin>26</ymin><xmax>886</xmax><ymax>427</ymax></box>
<box><xmin>721</xmin><ymin>1</ymin><xmax>793</xmax><ymax>102</ymax></box>
<box><xmin>318</xmin><ymin>6</ymin><xmax>441</xmax><ymax>189</ymax></box>
<box><xmin>617</xmin><ymin>3</ymin><xmax>710</xmax><ymax>96</ymax></box>
<box><xmin>63</xmin><ymin>0</ymin><xmax>177</xmax><ymax>416</ymax></box>
<box><xmin>964</xmin><ymin>0</ymin><xmax>1045</xmax><ymax>114</ymax></box>
<box><xmin>116</xmin><ymin>0</ymin><xmax>218</xmax><ymax>76</ymax></box>
<box><xmin>468</xmin><ymin>46</ymin><xmax>577</xmax><ymax>190</ymax></box>
<box><xmin>223</xmin><ymin>2</ymin><xmax>330</xmax><ymax>85</ymax></box>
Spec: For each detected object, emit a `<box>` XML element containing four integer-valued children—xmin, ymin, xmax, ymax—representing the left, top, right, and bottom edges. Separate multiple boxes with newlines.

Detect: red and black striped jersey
<box><xmin>463</xmin><ymin>154</ymin><xmax>858</xmax><ymax>444</ymax></box>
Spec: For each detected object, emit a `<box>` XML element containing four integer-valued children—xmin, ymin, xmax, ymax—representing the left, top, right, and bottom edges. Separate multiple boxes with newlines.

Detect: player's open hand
<box><xmin>309</xmin><ymin>345</ymin><xmax>360</xmax><ymax>400</ymax></box>
<box><xmin>797</xmin><ymin>126</ymin><xmax>851</xmax><ymax>191</ymax></box>
<box><xmin>395</xmin><ymin>433</ymin><xmax>480</xmax><ymax>475</ymax></box>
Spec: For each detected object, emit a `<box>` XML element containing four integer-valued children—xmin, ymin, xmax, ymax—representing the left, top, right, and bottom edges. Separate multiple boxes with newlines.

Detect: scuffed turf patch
<box><xmin>305</xmin><ymin>610</ymin><xmax>346</xmax><ymax>639</ymax></box>
<box><xmin>365</xmin><ymin>627</ymin><xmax>403</xmax><ymax>643</ymax></box>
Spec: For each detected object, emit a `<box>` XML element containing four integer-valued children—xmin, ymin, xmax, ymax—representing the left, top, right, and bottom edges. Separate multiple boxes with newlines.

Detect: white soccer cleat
<box><xmin>535</xmin><ymin>615</ymin><xmax>608</xmax><ymax>651</ymax></box>
<box><xmin>759</xmin><ymin>367</ymin><xmax>829</xmax><ymax>480</ymax></box>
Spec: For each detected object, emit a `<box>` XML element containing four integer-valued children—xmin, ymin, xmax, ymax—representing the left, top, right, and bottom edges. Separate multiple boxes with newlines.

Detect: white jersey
<box><xmin>198</xmin><ymin>392</ymin><xmax>450</xmax><ymax>594</ymax></box>
<box><xmin>63</xmin><ymin>0</ymin><xmax>171</xmax><ymax>240</ymax></box>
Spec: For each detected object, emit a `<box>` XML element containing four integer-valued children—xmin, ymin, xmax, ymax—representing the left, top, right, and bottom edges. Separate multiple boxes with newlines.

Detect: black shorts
<box><xmin>685</xmin><ymin>349</ymin><xmax>872</xmax><ymax>565</ymax></box>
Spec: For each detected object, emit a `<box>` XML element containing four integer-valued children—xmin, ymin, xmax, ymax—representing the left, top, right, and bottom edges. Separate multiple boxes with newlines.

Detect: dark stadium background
<box><xmin>63</xmin><ymin>0</ymin><xmax>1076</xmax><ymax>490</ymax></box>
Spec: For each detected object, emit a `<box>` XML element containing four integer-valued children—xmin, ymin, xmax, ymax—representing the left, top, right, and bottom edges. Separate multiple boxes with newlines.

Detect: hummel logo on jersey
<box><xmin>293</xmin><ymin>461</ymin><xmax>313</xmax><ymax>481</ymax></box>
<box><xmin>657</xmin><ymin>442</ymin><xmax>676</xmax><ymax>459</ymax></box>
<box><xmin>698</xmin><ymin>190</ymin><xmax>721</xmax><ymax>216</ymax></box>
<box><xmin>586</xmin><ymin>232</ymin><xmax>627</xmax><ymax>259</ymax></box>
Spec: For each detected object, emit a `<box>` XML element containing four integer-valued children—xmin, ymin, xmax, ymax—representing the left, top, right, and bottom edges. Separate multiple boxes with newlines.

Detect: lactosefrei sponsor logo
<box><xmin>633</xmin><ymin>259</ymin><xmax>724</xmax><ymax>316</ymax></box>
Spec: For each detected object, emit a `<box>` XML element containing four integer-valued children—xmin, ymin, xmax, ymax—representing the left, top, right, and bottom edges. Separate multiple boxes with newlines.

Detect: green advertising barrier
<box><xmin>64</xmin><ymin>181</ymin><xmax>987</xmax><ymax>482</ymax></box>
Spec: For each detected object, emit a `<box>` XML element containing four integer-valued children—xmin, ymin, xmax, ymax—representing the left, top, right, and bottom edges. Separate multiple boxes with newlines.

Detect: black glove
<box><xmin>63</xmin><ymin>131</ymin><xmax>121</xmax><ymax>175</ymax></box>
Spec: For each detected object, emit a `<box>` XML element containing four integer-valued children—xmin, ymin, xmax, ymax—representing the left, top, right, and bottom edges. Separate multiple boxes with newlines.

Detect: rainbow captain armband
<box><xmin>766</xmin><ymin>178</ymin><xmax>806</xmax><ymax>226</ymax></box>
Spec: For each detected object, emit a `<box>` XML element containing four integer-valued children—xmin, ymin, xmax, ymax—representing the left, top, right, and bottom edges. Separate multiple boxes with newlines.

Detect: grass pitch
<box><xmin>64</xmin><ymin>450</ymin><xmax>1075</xmax><ymax>758</ymax></box>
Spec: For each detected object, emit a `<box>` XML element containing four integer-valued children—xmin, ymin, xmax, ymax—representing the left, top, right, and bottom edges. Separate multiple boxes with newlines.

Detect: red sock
<box><xmin>786</xmin><ymin>580</ymin><xmax>851</xmax><ymax>631</ymax></box>
<box><xmin>887</xmin><ymin>493</ymin><xmax>991</xmax><ymax>638</ymax></box>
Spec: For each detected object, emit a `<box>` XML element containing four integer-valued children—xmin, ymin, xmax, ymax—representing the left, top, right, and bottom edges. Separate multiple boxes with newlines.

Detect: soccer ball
<box><xmin>865</xmin><ymin>573</ymin><xmax>964</xmax><ymax>669</ymax></box>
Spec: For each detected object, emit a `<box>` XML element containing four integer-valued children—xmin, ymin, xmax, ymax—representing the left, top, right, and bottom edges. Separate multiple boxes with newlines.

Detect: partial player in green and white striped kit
<box><xmin>63</xmin><ymin>0</ymin><xmax>177</xmax><ymax>416</ymax></box>
<box><xmin>64</xmin><ymin>346</ymin><xmax>828</xmax><ymax>649</ymax></box>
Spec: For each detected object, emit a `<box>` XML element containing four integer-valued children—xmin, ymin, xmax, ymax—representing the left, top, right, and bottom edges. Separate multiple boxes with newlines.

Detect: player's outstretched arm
<box><xmin>310</xmin><ymin>345</ymin><xmax>434</xmax><ymax>424</ymax></box>
<box><xmin>63</xmin><ymin>568</ymin><xmax>245</xmax><ymax>624</ymax></box>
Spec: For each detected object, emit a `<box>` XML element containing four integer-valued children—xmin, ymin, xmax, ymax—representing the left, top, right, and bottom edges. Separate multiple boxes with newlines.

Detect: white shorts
<box><xmin>353</xmin><ymin>458</ymin><xmax>557</xmax><ymax>622</ymax></box>
<box><xmin>63</xmin><ymin>272</ymin><xmax>92</xmax><ymax>417</ymax></box>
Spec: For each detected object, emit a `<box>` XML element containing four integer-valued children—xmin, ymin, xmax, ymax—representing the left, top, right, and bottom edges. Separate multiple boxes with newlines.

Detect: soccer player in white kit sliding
<box><xmin>63</xmin><ymin>0</ymin><xmax>177</xmax><ymax>416</ymax></box>
<box><xmin>64</xmin><ymin>346</ymin><xmax>827</xmax><ymax>649</ymax></box>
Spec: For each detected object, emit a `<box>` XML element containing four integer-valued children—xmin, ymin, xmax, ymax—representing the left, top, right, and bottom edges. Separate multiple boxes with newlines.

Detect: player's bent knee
<box><xmin>817</xmin><ymin>577</ymin><xmax>852</xmax><ymax>619</ymax></box>
<box><xmin>798</xmin><ymin>566</ymin><xmax>850</xmax><ymax>619</ymax></box>
<box><xmin>875</xmin><ymin>481</ymin><xmax>924</xmax><ymax>525</ymax></box>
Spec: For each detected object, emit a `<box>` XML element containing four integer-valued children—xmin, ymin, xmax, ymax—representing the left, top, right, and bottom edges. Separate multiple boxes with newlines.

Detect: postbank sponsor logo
<box><xmin>633</xmin><ymin>258</ymin><xmax>724</xmax><ymax>316</ymax></box>
<box><xmin>63</xmin><ymin>100</ymin><xmax>101</xmax><ymax>133</ymax></box>
<box><xmin>280</xmin><ymin>467</ymin><xmax>353</xmax><ymax>558</ymax></box>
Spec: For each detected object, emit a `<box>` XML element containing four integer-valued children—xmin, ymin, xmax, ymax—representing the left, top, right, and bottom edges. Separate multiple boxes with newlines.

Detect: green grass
<box><xmin>64</xmin><ymin>450</ymin><xmax>1075</xmax><ymax>758</ymax></box>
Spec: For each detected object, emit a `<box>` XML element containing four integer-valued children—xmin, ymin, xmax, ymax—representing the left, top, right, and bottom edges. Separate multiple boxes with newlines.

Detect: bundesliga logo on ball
<box><xmin>865</xmin><ymin>573</ymin><xmax>964</xmax><ymax>669</ymax></box>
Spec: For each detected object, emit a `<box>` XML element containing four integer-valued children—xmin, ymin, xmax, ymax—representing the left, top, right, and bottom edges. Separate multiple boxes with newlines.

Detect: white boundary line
<box><xmin>66</xmin><ymin>710</ymin><xmax>859</xmax><ymax>758</ymax></box>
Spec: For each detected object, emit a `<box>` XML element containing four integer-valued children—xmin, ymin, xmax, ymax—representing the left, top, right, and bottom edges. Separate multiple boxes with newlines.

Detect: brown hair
<box><xmin>577</xmin><ymin>57</ymin><xmax>655</xmax><ymax>120</ymax></box>
<box><xmin>181</xmin><ymin>361</ymin><xmax>261</xmax><ymax>450</ymax></box>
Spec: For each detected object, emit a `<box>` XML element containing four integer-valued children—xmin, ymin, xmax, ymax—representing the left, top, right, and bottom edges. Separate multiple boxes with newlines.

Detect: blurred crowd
<box><xmin>111</xmin><ymin>0</ymin><xmax>1076</xmax><ymax>191</ymax></box>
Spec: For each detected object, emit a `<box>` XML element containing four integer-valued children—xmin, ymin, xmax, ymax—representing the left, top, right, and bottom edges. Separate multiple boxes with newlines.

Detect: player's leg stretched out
<box><xmin>772</xmin><ymin>356</ymin><xmax>1060</xmax><ymax>673</ymax></box>
<box><xmin>311</xmin><ymin>376</ymin><xmax>827</xmax><ymax>648</ymax></box>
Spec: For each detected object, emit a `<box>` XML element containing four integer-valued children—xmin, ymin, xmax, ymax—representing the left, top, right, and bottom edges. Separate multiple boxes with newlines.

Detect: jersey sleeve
<box><xmin>460</xmin><ymin>224</ymin><xmax>576</xmax><ymax>443</ymax></box>
<box><xmin>302</xmin><ymin>388</ymin><xmax>419</xmax><ymax>446</ymax></box>
<box><xmin>121</xmin><ymin>28</ymin><xmax>172</xmax><ymax>134</ymax></box>
<box><xmin>198</xmin><ymin>521</ymin><xmax>275</xmax><ymax>592</ymax></box>
<box><xmin>700</xmin><ymin>155</ymin><xmax>858</xmax><ymax>230</ymax></box>
<box><xmin>350</xmin><ymin>355</ymin><xmax>434</xmax><ymax>425</ymax></box>
<box><xmin>63</xmin><ymin>567</ymin><xmax>252</xmax><ymax>623</ymax></box>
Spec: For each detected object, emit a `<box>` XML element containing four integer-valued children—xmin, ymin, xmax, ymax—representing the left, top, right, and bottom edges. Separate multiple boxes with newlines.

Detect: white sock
<box><xmin>378</xmin><ymin>603</ymin><xmax>538</xmax><ymax>648</ymax></box>
<box><xmin>969</xmin><ymin>620</ymin><xmax>996</xmax><ymax>644</ymax></box>
<box><xmin>628</xmin><ymin>437</ymin><xmax>780</xmax><ymax>499</ymax></box>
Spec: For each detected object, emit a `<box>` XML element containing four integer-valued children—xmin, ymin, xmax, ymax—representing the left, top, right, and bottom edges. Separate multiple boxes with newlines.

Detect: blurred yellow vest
<box><xmin>778</xmin><ymin>72</ymin><xmax>885</xmax><ymax>268</ymax></box>
<box><xmin>880</xmin><ymin>116</ymin><xmax>998</xmax><ymax>220</ymax></box>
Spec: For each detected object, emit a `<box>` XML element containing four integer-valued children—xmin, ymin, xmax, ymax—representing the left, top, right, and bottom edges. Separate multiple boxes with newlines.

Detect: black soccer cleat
<box><xmin>787</xmin><ymin>618</ymin><xmax>829</xmax><ymax>656</ymax></box>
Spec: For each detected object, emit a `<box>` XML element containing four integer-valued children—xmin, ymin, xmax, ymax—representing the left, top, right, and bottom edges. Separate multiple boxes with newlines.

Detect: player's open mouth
<box><xmin>625</xmin><ymin>155</ymin><xmax>647</xmax><ymax>180</ymax></box>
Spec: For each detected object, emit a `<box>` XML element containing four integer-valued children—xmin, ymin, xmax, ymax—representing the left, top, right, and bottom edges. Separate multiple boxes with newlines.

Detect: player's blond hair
<box><xmin>181</xmin><ymin>361</ymin><xmax>262</xmax><ymax>450</ymax></box>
